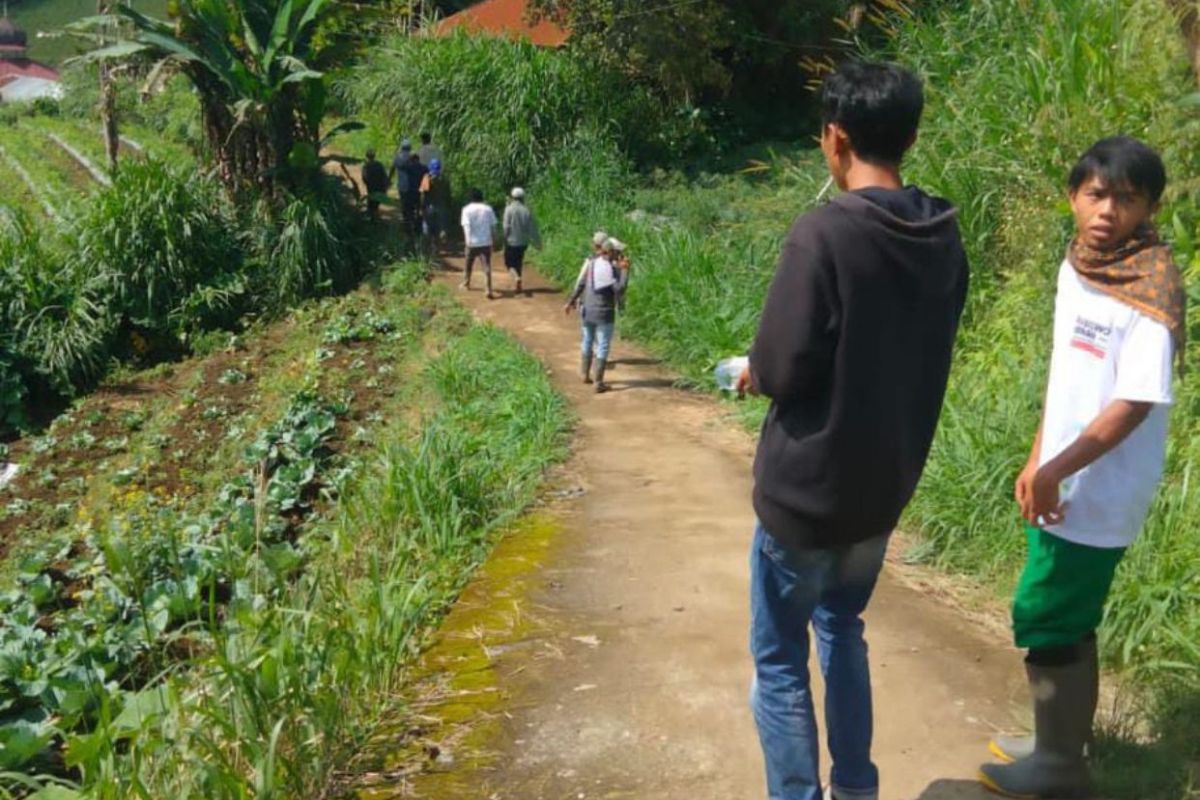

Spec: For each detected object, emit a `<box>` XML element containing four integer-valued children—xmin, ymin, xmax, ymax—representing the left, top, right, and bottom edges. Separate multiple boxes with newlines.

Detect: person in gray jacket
<box><xmin>564</xmin><ymin>236</ymin><xmax>628</xmax><ymax>393</ymax></box>
<box><xmin>503</xmin><ymin>187</ymin><xmax>542</xmax><ymax>294</ymax></box>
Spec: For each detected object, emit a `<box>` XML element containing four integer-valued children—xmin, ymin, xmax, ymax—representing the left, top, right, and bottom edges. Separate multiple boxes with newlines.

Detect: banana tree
<box><xmin>77</xmin><ymin>0</ymin><xmax>341</xmax><ymax>198</ymax></box>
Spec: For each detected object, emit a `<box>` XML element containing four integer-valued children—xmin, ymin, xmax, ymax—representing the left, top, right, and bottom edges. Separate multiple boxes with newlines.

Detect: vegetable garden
<box><xmin>0</xmin><ymin>265</ymin><xmax>571</xmax><ymax>796</ymax></box>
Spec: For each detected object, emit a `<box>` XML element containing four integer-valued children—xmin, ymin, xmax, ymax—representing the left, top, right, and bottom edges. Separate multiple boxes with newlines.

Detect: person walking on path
<box><xmin>977</xmin><ymin>137</ymin><xmax>1183</xmax><ymax>800</ymax></box>
<box><xmin>418</xmin><ymin>131</ymin><xmax>444</xmax><ymax>168</ymax></box>
<box><xmin>565</xmin><ymin>235</ymin><xmax>628</xmax><ymax>393</ymax></box>
<box><xmin>398</xmin><ymin>151</ymin><xmax>428</xmax><ymax>236</ymax></box>
<box><xmin>735</xmin><ymin>61</ymin><xmax>969</xmax><ymax>800</ymax></box>
<box><xmin>503</xmin><ymin>187</ymin><xmax>542</xmax><ymax>294</ymax></box>
<box><xmin>389</xmin><ymin>138</ymin><xmax>413</xmax><ymax>195</ymax></box>
<box><xmin>461</xmin><ymin>188</ymin><xmax>499</xmax><ymax>299</ymax></box>
<box><xmin>360</xmin><ymin>148</ymin><xmax>389</xmax><ymax>222</ymax></box>
<box><xmin>420</xmin><ymin>158</ymin><xmax>452</xmax><ymax>244</ymax></box>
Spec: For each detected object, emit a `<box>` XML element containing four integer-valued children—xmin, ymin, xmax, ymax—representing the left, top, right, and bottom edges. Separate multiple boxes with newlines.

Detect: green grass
<box><xmin>0</xmin><ymin>267</ymin><xmax>572</xmax><ymax>797</ymax></box>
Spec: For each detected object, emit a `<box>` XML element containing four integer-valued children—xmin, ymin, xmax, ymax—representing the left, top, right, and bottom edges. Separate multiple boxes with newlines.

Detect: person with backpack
<box><xmin>565</xmin><ymin>234</ymin><xmax>628</xmax><ymax>393</ymax></box>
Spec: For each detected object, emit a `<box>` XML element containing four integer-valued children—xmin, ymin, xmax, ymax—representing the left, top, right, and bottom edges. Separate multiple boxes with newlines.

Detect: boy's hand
<box><xmin>563</xmin><ymin>302</ymin><xmax>574</xmax><ymax>316</ymax></box>
<box><xmin>735</xmin><ymin>365</ymin><xmax>757</xmax><ymax>398</ymax></box>
<box><xmin>1023</xmin><ymin>467</ymin><xmax>1065</xmax><ymax>527</ymax></box>
<box><xmin>1014</xmin><ymin>459</ymin><xmax>1037</xmax><ymax>507</ymax></box>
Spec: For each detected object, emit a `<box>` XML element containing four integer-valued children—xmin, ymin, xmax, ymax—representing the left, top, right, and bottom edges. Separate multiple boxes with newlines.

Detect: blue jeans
<box><xmin>750</xmin><ymin>523</ymin><xmax>887</xmax><ymax>800</ymax></box>
<box><xmin>581</xmin><ymin>320</ymin><xmax>614</xmax><ymax>360</ymax></box>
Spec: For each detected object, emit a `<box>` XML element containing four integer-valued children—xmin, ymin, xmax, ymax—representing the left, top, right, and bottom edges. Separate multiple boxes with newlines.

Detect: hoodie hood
<box><xmin>829</xmin><ymin>189</ymin><xmax>962</xmax><ymax>295</ymax></box>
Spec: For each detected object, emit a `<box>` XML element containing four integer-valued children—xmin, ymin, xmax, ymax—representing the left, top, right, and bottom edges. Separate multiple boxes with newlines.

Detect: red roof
<box><xmin>0</xmin><ymin>58</ymin><xmax>59</xmax><ymax>82</ymax></box>
<box><xmin>434</xmin><ymin>0</ymin><xmax>569</xmax><ymax>48</ymax></box>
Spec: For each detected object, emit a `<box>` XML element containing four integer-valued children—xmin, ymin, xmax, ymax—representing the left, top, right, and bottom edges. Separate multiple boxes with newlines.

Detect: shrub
<box><xmin>69</xmin><ymin>159</ymin><xmax>247</xmax><ymax>347</ymax></box>
<box><xmin>248</xmin><ymin>177</ymin><xmax>367</xmax><ymax>313</ymax></box>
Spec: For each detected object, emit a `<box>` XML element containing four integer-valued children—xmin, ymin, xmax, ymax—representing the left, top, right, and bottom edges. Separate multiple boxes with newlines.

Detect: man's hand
<box><xmin>735</xmin><ymin>365</ymin><xmax>757</xmax><ymax>398</ymax></box>
<box><xmin>563</xmin><ymin>302</ymin><xmax>575</xmax><ymax>316</ymax></box>
<box><xmin>1021</xmin><ymin>466</ymin><xmax>1065</xmax><ymax>527</ymax></box>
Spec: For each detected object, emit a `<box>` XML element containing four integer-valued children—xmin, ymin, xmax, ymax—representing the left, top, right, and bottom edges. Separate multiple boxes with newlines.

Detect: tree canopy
<box><xmin>527</xmin><ymin>0</ymin><xmax>874</xmax><ymax>121</ymax></box>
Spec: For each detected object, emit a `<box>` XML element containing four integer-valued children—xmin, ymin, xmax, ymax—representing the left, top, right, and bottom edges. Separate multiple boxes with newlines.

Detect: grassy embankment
<box><xmin>0</xmin><ymin>263</ymin><xmax>571</xmax><ymax>797</ymax></box>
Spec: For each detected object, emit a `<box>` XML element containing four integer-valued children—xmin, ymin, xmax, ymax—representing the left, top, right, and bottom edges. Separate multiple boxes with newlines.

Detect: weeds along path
<box><xmin>378</xmin><ymin>258</ymin><xmax>1027</xmax><ymax>800</ymax></box>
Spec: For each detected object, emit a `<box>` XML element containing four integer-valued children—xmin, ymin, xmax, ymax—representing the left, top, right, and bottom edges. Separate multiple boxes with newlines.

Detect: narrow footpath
<box><xmin>373</xmin><ymin>257</ymin><xmax>1026</xmax><ymax>800</ymax></box>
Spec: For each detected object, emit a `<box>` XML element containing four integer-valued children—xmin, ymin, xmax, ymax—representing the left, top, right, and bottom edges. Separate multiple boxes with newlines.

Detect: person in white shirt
<box><xmin>460</xmin><ymin>188</ymin><xmax>499</xmax><ymax>299</ymax></box>
<box><xmin>980</xmin><ymin>137</ymin><xmax>1185</xmax><ymax>800</ymax></box>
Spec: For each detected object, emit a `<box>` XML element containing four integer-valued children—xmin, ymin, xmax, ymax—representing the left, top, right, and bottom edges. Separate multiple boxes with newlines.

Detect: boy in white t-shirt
<box><xmin>460</xmin><ymin>188</ymin><xmax>499</xmax><ymax>299</ymax></box>
<box><xmin>979</xmin><ymin>138</ymin><xmax>1185</xmax><ymax>799</ymax></box>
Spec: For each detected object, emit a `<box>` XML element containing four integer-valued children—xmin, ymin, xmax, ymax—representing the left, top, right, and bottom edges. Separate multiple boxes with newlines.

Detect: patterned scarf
<box><xmin>1067</xmin><ymin>226</ymin><xmax>1187</xmax><ymax>371</ymax></box>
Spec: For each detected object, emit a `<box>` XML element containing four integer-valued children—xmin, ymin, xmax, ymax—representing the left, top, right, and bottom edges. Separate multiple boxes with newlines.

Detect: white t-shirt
<box><xmin>1038</xmin><ymin>261</ymin><xmax>1174</xmax><ymax>548</ymax></box>
<box><xmin>461</xmin><ymin>202</ymin><xmax>497</xmax><ymax>248</ymax></box>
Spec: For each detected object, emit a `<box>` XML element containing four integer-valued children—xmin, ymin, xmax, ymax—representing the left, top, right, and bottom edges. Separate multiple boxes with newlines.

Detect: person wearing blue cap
<box><xmin>420</xmin><ymin>158</ymin><xmax>452</xmax><ymax>243</ymax></box>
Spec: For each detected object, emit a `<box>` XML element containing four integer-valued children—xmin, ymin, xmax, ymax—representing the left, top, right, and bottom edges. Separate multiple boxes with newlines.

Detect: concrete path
<box><xmin>371</xmin><ymin>258</ymin><xmax>1026</xmax><ymax>800</ymax></box>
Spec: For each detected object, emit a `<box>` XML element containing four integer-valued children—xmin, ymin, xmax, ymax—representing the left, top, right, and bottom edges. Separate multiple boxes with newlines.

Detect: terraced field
<box><xmin>0</xmin><ymin>117</ymin><xmax>192</xmax><ymax>219</ymax></box>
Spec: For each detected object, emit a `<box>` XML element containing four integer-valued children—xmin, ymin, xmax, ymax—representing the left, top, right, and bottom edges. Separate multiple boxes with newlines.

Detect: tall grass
<box><xmin>878</xmin><ymin>0</ymin><xmax>1200</xmax><ymax>690</ymax></box>
<box><xmin>0</xmin><ymin>159</ymin><xmax>382</xmax><ymax>430</ymax></box>
<box><xmin>341</xmin><ymin>31</ymin><xmax>681</xmax><ymax>200</ymax></box>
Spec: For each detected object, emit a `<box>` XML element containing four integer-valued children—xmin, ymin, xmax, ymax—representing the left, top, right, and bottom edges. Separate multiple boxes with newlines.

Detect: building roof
<box><xmin>0</xmin><ymin>74</ymin><xmax>62</xmax><ymax>102</ymax></box>
<box><xmin>434</xmin><ymin>0</ymin><xmax>569</xmax><ymax>48</ymax></box>
<box><xmin>0</xmin><ymin>16</ymin><xmax>28</xmax><ymax>55</ymax></box>
<box><xmin>0</xmin><ymin>58</ymin><xmax>60</xmax><ymax>83</ymax></box>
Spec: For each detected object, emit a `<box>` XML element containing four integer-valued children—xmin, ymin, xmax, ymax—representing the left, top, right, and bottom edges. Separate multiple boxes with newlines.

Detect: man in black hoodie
<box><xmin>736</xmin><ymin>62</ymin><xmax>968</xmax><ymax>800</ymax></box>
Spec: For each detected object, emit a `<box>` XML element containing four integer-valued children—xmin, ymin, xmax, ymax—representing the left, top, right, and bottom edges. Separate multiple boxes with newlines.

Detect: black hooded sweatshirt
<box><xmin>749</xmin><ymin>187</ymin><xmax>968</xmax><ymax>550</ymax></box>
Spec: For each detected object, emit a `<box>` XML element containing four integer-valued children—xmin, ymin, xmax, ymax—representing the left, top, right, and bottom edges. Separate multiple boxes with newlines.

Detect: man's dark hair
<box><xmin>421</xmin><ymin>132</ymin><xmax>432</xmax><ymax>144</ymax></box>
<box><xmin>1068</xmin><ymin>136</ymin><xmax>1166</xmax><ymax>203</ymax></box>
<box><xmin>469</xmin><ymin>188</ymin><xmax>483</xmax><ymax>202</ymax></box>
<box><xmin>820</xmin><ymin>61</ymin><xmax>924</xmax><ymax>165</ymax></box>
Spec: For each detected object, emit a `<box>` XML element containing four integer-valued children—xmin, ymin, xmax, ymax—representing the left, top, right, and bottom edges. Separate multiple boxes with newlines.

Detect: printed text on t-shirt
<box><xmin>1070</xmin><ymin>316</ymin><xmax>1111</xmax><ymax>359</ymax></box>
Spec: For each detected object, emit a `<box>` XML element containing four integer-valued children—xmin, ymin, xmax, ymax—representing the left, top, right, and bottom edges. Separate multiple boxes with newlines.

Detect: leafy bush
<box><xmin>0</xmin><ymin>158</ymin><xmax>377</xmax><ymax>418</ymax></box>
<box><xmin>70</xmin><ymin>160</ymin><xmax>247</xmax><ymax>343</ymax></box>
<box><xmin>342</xmin><ymin>31</ymin><xmax>680</xmax><ymax>197</ymax></box>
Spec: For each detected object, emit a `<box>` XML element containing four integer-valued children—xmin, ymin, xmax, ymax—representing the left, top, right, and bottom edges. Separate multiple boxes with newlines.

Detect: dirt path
<box><xmin>364</xmin><ymin>257</ymin><xmax>1026</xmax><ymax>800</ymax></box>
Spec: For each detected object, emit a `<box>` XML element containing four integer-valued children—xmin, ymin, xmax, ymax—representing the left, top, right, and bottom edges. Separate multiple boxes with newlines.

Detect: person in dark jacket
<box><xmin>361</xmin><ymin>149</ymin><xmax>389</xmax><ymax>222</ymax></box>
<box><xmin>735</xmin><ymin>61</ymin><xmax>968</xmax><ymax>800</ymax></box>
